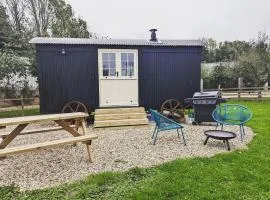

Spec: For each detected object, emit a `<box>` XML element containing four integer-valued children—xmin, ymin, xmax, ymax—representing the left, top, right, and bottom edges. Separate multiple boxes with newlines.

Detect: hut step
<box><xmin>94</xmin><ymin>118</ymin><xmax>149</xmax><ymax>128</ymax></box>
<box><xmin>94</xmin><ymin>107</ymin><xmax>149</xmax><ymax>128</ymax></box>
<box><xmin>95</xmin><ymin>113</ymin><xmax>147</xmax><ymax>121</ymax></box>
<box><xmin>95</xmin><ymin>107</ymin><xmax>145</xmax><ymax>115</ymax></box>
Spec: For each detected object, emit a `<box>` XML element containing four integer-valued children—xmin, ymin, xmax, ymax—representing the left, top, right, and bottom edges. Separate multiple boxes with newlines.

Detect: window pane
<box><xmin>127</xmin><ymin>67</ymin><xmax>134</xmax><ymax>76</ymax></box>
<box><xmin>103</xmin><ymin>69</ymin><xmax>109</xmax><ymax>76</ymax></box>
<box><xmin>102</xmin><ymin>53</ymin><xmax>116</xmax><ymax>77</ymax></box>
<box><xmin>109</xmin><ymin>53</ymin><xmax>115</xmax><ymax>60</ymax></box>
<box><xmin>121</xmin><ymin>59</ymin><xmax>127</xmax><ymax>76</ymax></box>
<box><xmin>102</xmin><ymin>53</ymin><xmax>109</xmax><ymax>60</ymax></box>
<box><xmin>109</xmin><ymin>68</ymin><xmax>116</xmax><ymax>76</ymax></box>
<box><xmin>121</xmin><ymin>53</ymin><xmax>127</xmax><ymax>61</ymax></box>
<box><xmin>127</xmin><ymin>61</ymin><xmax>134</xmax><ymax>67</ymax></box>
<box><xmin>127</xmin><ymin>61</ymin><xmax>134</xmax><ymax>76</ymax></box>
<box><xmin>121</xmin><ymin>69</ymin><xmax>127</xmax><ymax>76</ymax></box>
<box><xmin>121</xmin><ymin>61</ymin><xmax>127</xmax><ymax>67</ymax></box>
<box><xmin>128</xmin><ymin>53</ymin><xmax>134</xmax><ymax>61</ymax></box>
<box><xmin>103</xmin><ymin>61</ymin><xmax>109</xmax><ymax>69</ymax></box>
<box><xmin>128</xmin><ymin>53</ymin><xmax>134</xmax><ymax>76</ymax></box>
<box><xmin>109</xmin><ymin>60</ymin><xmax>116</xmax><ymax>69</ymax></box>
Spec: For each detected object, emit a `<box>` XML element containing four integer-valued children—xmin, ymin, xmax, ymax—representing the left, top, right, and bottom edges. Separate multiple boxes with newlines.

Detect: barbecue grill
<box><xmin>184</xmin><ymin>91</ymin><xmax>226</xmax><ymax>124</ymax></box>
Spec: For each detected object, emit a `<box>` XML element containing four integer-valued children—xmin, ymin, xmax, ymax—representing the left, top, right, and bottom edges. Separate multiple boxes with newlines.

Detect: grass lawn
<box><xmin>0</xmin><ymin>108</ymin><xmax>40</xmax><ymax>118</ymax></box>
<box><xmin>0</xmin><ymin>101</ymin><xmax>269</xmax><ymax>199</ymax></box>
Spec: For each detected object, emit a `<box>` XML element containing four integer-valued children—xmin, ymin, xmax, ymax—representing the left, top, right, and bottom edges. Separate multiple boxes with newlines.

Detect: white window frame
<box><xmin>98</xmin><ymin>49</ymin><xmax>138</xmax><ymax>80</ymax></box>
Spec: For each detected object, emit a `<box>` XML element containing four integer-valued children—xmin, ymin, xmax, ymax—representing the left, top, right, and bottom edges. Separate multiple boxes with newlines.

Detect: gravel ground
<box><xmin>0</xmin><ymin>122</ymin><xmax>254</xmax><ymax>190</ymax></box>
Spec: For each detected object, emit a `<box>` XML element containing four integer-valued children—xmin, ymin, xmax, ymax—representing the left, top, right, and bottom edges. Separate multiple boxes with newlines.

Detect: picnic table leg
<box><xmin>54</xmin><ymin>120</ymin><xmax>81</xmax><ymax>137</ymax></box>
<box><xmin>0</xmin><ymin>123</ymin><xmax>28</xmax><ymax>159</ymax></box>
<box><xmin>75</xmin><ymin>119</ymin><xmax>80</xmax><ymax>131</ymax></box>
<box><xmin>81</xmin><ymin>119</ymin><xmax>93</xmax><ymax>162</ymax></box>
<box><xmin>55</xmin><ymin>119</ymin><xmax>82</xmax><ymax>147</ymax></box>
<box><xmin>72</xmin><ymin>119</ymin><xmax>81</xmax><ymax>147</ymax></box>
<box><xmin>0</xmin><ymin>124</ymin><xmax>28</xmax><ymax>149</ymax></box>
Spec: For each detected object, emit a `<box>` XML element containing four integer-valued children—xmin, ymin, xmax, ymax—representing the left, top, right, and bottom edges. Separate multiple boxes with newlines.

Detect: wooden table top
<box><xmin>0</xmin><ymin>112</ymin><xmax>89</xmax><ymax>126</ymax></box>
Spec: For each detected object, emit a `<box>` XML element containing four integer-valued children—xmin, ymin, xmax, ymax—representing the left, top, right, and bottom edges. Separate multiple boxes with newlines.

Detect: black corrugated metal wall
<box><xmin>36</xmin><ymin>44</ymin><xmax>201</xmax><ymax>113</ymax></box>
<box><xmin>37</xmin><ymin>45</ymin><xmax>99</xmax><ymax>113</ymax></box>
<box><xmin>139</xmin><ymin>47</ymin><xmax>201</xmax><ymax>109</ymax></box>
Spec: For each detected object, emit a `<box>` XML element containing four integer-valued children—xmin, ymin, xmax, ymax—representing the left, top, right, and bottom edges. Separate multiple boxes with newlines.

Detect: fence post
<box><xmin>21</xmin><ymin>95</ymin><xmax>24</xmax><ymax>116</ymax></box>
<box><xmin>238</xmin><ymin>91</ymin><xmax>241</xmax><ymax>99</ymax></box>
<box><xmin>258</xmin><ymin>90</ymin><xmax>262</xmax><ymax>99</ymax></box>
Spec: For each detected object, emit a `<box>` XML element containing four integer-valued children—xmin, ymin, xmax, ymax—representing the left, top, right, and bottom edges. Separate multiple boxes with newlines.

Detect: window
<box><xmin>121</xmin><ymin>53</ymin><xmax>134</xmax><ymax>76</ymax></box>
<box><xmin>99</xmin><ymin>50</ymin><xmax>137</xmax><ymax>78</ymax></box>
<box><xmin>102</xmin><ymin>53</ymin><xmax>116</xmax><ymax>76</ymax></box>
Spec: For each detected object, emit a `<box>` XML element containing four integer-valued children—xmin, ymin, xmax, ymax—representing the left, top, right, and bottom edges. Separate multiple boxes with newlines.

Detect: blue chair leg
<box><xmin>153</xmin><ymin>130</ymin><xmax>159</xmax><ymax>145</ymax></box>
<box><xmin>240</xmin><ymin>124</ymin><xmax>245</xmax><ymax>142</ymax></box>
<box><xmin>242</xmin><ymin>124</ymin><xmax>246</xmax><ymax>136</ymax></box>
<box><xmin>239</xmin><ymin>125</ymin><xmax>243</xmax><ymax>142</ymax></box>
<box><xmin>152</xmin><ymin>126</ymin><xmax>157</xmax><ymax>139</ymax></box>
<box><xmin>180</xmin><ymin>128</ymin><xmax>187</xmax><ymax>146</ymax></box>
<box><xmin>221</xmin><ymin>124</ymin><xmax>224</xmax><ymax>130</ymax></box>
<box><xmin>215</xmin><ymin>123</ymin><xmax>219</xmax><ymax>130</ymax></box>
<box><xmin>177</xmin><ymin>129</ymin><xmax>180</xmax><ymax>138</ymax></box>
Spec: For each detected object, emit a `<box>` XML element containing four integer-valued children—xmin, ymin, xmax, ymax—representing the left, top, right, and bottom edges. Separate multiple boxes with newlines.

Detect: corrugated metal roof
<box><xmin>29</xmin><ymin>37</ymin><xmax>203</xmax><ymax>47</ymax></box>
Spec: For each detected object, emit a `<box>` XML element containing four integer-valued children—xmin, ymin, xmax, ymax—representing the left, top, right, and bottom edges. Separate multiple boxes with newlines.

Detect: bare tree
<box><xmin>5</xmin><ymin>0</ymin><xmax>26</xmax><ymax>33</ymax></box>
<box><xmin>25</xmin><ymin>0</ymin><xmax>54</xmax><ymax>36</ymax></box>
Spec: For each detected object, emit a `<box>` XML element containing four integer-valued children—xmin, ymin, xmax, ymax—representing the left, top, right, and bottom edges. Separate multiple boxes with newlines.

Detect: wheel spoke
<box><xmin>75</xmin><ymin>104</ymin><xmax>80</xmax><ymax>112</ymax></box>
<box><xmin>173</xmin><ymin>102</ymin><xmax>181</xmax><ymax>110</ymax></box>
<box><xmin>169</xmin><ymin>101</ymin><xmax>173</xmax><ymax>110</ymax></box>
<box><xmin>68</xmin><ymin>105</ymin><xmax>75</xmax><ymax>112</ymax></box>
<box><xmin>162</xmin><ymin>108</ymin><xmax>171</xmax><ymax>111</ymax></box>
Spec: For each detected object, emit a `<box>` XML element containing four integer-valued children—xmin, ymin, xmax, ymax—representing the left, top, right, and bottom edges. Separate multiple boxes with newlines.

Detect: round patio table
<box><xmin>204</xmin><ymin>130</ymin><xmax>236</xmax><ymax>151</ymax></box>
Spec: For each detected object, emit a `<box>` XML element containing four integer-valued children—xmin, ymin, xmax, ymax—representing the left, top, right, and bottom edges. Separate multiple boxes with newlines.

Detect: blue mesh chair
<box><xmin>212</xmin><ymin>104</ymin><xmax>252</xmax><ymax>141</ymax></box>
<box><xmin>149</xmin><ymin>109</ymin><xmax>186</xmax><ymax>145</ymax></box>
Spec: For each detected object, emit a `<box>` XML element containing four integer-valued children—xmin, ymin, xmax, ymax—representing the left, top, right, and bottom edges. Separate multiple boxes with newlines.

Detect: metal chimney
<box><xmin>149</xmin><ymin>29</ymin><xmax>158</xmax><ymax>42</ymax></box>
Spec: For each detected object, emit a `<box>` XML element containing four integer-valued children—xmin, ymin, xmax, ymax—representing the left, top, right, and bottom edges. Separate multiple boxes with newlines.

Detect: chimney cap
<box><xmin>149</xmin><ymin>29</ymin><xmax>158</xmax><ymax>42</ymax></box>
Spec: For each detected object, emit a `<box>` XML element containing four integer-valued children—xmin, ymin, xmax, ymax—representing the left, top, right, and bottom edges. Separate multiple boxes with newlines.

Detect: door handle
<box><xmin>116</xmin><ymin>71</ymin><xmax>119</xmax><ymax>77</ymax></box>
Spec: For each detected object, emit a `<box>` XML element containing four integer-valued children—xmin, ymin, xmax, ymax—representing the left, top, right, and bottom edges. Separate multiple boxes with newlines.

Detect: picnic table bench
<box><xmin>0</xmin><ymin>112</ymin><xmax>97</xmax><ymax>162</ymax></box>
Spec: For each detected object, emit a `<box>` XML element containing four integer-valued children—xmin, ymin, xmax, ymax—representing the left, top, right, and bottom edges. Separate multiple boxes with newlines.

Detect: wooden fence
<box><xmin>204</xmin><ymin>87</ymin><xmax>270</xmax><ymax>99</ymax></box>
<box><xmin>0</xmin><ymin>96</ymin><xmax>39</xmax><ymax>116</ymax></box>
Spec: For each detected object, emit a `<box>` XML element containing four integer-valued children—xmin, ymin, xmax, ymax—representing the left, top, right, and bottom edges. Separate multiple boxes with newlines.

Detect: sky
<box><xmin>65</xmin><ymin>0</ymin><xmax>270</xmax><ymax>42</ymax></box>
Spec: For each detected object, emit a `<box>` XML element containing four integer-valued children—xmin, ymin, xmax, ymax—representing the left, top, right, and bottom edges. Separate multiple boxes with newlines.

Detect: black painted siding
<box><xmin>37</xmin><ymin>45</ymin><xmax>99</xmax><ymax>113</ymax></box>
<box><xmin>139</xmin><ymin>47</ymin><xmax>202</xmax><ymax>109</ymax></box>
<box><xmin>36</xmin><ymin>44</ymin><xmax>202</xmax><ymax>113</ymax></box>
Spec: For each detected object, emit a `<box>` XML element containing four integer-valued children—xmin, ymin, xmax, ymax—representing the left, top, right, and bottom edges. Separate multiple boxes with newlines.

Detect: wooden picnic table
<box><xmin>0</xmin><ymin>112</ymin><xmax>97</xmax><ymax>162</ymax></box>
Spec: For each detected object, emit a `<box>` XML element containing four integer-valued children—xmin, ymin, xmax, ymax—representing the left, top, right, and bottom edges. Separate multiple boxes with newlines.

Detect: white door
<box><xmin>98</xmin><ymin>49</ymin><xmax>139</xmax><ymax>107</ymax></box>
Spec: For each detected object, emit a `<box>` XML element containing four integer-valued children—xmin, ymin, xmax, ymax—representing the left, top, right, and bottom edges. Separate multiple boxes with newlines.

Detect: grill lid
<box><xmin>193</xmin><ymin>91</ymin><xmax>220</xmax><ymax>98</ymax></box>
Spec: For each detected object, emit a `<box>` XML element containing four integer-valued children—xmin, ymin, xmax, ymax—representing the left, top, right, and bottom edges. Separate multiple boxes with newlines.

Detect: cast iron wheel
<box><xmin>160</xmin><ymin>99</ymin><xmax>186</xmax><ymax>123</ymax></box>
<box><xmin>62</xmin><ymin>101</ymin><xmax>88</xmax><ymax>114</ymax></box>
<box><xmin>61</xmin><ymin>101</ymin><xmax>89</xmax><ymax>125</ymax></box>
<box><xmin>192</xmin><ymin>121</ymin><xmax>198</xmax><ymax>125</ymax></box>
